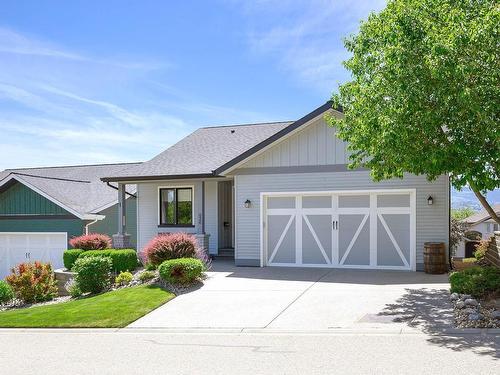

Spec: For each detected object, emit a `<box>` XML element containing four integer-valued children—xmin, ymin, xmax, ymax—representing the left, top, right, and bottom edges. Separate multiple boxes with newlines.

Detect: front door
<box><xmin>218</xmin><ymin>181</ymin><xmax>233</xmax><ymax>249</ymax></box>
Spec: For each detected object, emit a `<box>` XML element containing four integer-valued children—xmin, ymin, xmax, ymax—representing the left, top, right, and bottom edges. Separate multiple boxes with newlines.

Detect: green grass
<box><xmin>0</xmin><ymin>285</ymin><xmax>174</xmax><ymax>328</ymax></box>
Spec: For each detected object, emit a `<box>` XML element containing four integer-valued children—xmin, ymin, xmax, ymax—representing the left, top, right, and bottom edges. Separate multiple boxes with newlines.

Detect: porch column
<box><xmin>194</xmin><ymin>180</ymin><xmax>210</xmax><ymax>255</ymax></box>
<box><xmin>112</xmin><ymin>183</ymin><xmax>131</xmax><ymax>249</ymax></box>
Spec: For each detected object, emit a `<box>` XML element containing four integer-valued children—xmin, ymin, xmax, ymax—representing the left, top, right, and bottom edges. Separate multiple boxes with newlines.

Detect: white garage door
<box><xmin>263</xmin><ymin>190</ymin><xmax>415</xmax><ymax>270</ymax></box>
<box><xmin>0</xmin><ymin>232</ymin><xmax>67</xmax><ymax>280</ymax></box>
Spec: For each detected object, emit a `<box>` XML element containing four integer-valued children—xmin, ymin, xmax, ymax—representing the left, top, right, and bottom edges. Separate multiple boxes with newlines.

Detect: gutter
<box><xmin>105</xmin><ymin>182</ymin><xmax>137</xmax><ymax>198</ymax></box>
<box><xmin>84</xmin><ymin>218</ymin><xmax>99</xmax><ymax>235</ymax></box>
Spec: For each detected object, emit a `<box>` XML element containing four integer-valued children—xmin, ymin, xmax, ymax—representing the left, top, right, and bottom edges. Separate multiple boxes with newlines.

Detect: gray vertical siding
<box><xmin>234</xmin><ymin>170</ymin><xmax>449</xmax><ymax>269</ymax></box>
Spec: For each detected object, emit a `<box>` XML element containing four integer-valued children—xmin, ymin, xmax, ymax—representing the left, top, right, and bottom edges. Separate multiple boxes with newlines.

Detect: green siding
<box><xmin>0</xmin><ymin>219</ymin><xmax>84</xmax><ymax>244</ymax></box>
<box><xmin>0</xmin><ymin>182</ymin><xmax>70</xmax><ymax>215</ymax></box>
<box><xmin>91</xmin><ymin>197</ymin><xmax>137</xmax><ymax>249</ymax></box>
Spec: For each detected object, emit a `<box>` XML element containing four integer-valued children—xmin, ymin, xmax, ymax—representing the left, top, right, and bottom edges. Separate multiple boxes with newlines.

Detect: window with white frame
<box><xmin>159</xmin><ymin>187</ymin><xmax>193</xmax><ymax>226</ymax></box>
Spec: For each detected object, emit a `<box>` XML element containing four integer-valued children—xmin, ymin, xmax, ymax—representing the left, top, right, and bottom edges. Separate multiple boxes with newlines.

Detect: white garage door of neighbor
<box><xmin>263</xmin><ymin>190</ymin><xmax>416</xmax><ymax>270</ymax></box>
<box><xmin>0</xmin><ymin>232</ymin><xmax>67</xmax><ymax>280</ymax></box>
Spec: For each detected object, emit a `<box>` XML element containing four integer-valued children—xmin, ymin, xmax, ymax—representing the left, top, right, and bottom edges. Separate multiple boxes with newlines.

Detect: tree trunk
<box><xmin>470</xmin><ymin>184</ymin><xmax>500</xmax><ymax>225</ymax></box>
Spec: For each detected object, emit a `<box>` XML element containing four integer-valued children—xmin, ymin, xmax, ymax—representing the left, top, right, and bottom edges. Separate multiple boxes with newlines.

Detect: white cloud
<box><xmin>233</xmin><ymin>0</ymin><xmax>386</xmax><ymax>93</ymax></box>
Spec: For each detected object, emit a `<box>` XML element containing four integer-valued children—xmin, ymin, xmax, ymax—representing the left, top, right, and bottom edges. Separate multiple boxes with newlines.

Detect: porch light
<box><xmin>244</xmin><ymin>199</ymin><xmax>251</xmax><ymax>208</ymax></box>
<box><xmin>427</xmin><ymin>196</ymin><xmax>434</xmax><ymax>205</ymax></box>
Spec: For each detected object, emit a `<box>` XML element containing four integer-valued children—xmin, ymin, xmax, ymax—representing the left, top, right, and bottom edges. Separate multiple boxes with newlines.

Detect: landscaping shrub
<box><xmin>138</xmin><ymin>270</ymin><xmax>156</xmax><ymax>283</ymax></box>
<box><xmin>115</xmin><ymin>271</ymin><xmax>133</xmax><ymax>286</ymax></box>
<box><xmin>79</xmin><ymin>249</ymin><xmax>138</xmax><ymax>273</ymax></box>
<box><xmin>449</xmin><ymin>266</ymin><xmax>500</xmax><ymax>298</ymax></box>
<box><xmin>69</xmin><ymin>233</ymin><xmax>112</xmax><ymax>250</ymax></box>
<box><xmin>474</xmin><ymin>239</ymin><xmax>489</xmax><ymax>261</ymax></box>
<box><xmin>158</xmin><ymin>258</ymin><xmax>204</xmax><ymax>285</ymax></box>
<box><xmin>72</xmin><ymin>256</ymin><xmax>112</xmax><ymax>294</ymax></box>
<box><xmin>0</xmin><ymin>280</ymin><xmax>14</xmax><ymax>303</ymax></box>
<box><xmin>64</xmin><ymin>278</ymin><xmax>82</xmax><ymax>298</ymax></box>
<box><xmin>142</xmin><ymin>233</ymin><xmax>199</xmax><ymax>266</ymax></box>
<box><xmin>63</xmin><ymin>249</ymin><xmax>85</xmax><ymax>270</ymax></box>
<box><xmin>6</xmin><ymin>262</ymin><xmax>58</xmax><ymax>303</ymax></box>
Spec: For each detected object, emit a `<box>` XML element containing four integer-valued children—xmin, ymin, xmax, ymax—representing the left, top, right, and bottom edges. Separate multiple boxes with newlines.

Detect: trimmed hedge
<box><xmin>449</xmin><ymin>266</ymin><xmax>500</xmax><ymax>298</ymax></box>
<box><xmin>73</xmin><ymin>256</ymin><xmax>112</xmax><ymax>294</ymax></box>
<box><xmin>79</xmin><ymin>249</ymin><xmax>138</xmax><ymax>273</ymax></box>
<box><xmin>63</xmin><ymin>249</ymin><xmax>85</xmax><ymax>270</ymax></box>
<box><xmin>158</xmin><ymin>258</ymin><xmax>204</xmax><ymax>285</ymax></box>
<box><xmin>0</xmin><ymin>280</ymin><xmax>14</xmax><ymax>303</ymax></box>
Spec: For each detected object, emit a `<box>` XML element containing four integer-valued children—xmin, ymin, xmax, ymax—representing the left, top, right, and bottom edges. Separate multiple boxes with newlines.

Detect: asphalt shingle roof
<box><xmin>463</xmin><ymin>204</ymin><xmax>500</xmax><ymax>224</ymax></box>
<box><xmin>102</xmin><ymin>121</ymin><xmax>293</xmax><ymax>180</ymax></box>
<box><xmin>0</xmin><ymin>163</ymin><xmax>140</xmax><ymax>217</ymax></box>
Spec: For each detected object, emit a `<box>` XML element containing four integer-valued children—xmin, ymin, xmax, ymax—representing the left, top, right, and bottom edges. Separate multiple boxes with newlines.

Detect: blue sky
<box><xmin>0</xmin><ymin>0</ymin><xmax>386</xmax><ymax>170</ymax></box>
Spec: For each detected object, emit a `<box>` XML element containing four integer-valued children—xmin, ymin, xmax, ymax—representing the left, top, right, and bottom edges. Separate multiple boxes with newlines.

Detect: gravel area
<box><xmin>450</xmin><ymin>293</ymin><xmax>500</xmax><ymax>328</ymax></box>
<box><xmin>0</xmin><ymin>296</ymin><xmax>72</xmax><ymax>312</ymax></box>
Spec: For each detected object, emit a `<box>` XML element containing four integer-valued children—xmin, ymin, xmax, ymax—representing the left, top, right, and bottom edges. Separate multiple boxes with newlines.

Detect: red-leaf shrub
<box><xmin>142</xmin><ymin>233</ymin><xmax>200</xmax><ymax>266</ymax></box>
<box><xmin>6</xmin><ymin>262</ymin><xmax>58</xmax><ymax>303</ymax></box>
<box><xmin>69</xmin><ymin>234</ymin><xmax>112</xmax><ymax>250</ymax></box>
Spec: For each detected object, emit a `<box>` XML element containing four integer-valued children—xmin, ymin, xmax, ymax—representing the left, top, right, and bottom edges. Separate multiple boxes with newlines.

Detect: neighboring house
<box><xmin>102</xmin><ymin>102</ymin><xmax>449</xmax><ymax>271</ymax></box>
<box><xmin>0</xmin><ymin>163</ymin><xmax>138</xmax><ymax>279</ymax></box>
<box><xmin>456</xmin><ymin>204</ymin><xmax>500</xmax><ymax>258</ymax></box>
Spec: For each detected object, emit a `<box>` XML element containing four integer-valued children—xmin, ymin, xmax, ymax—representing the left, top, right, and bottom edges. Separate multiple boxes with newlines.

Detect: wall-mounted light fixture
<box><xmin>244</xmin><ymin>199</ymin><xmax>251</xmax><ymax>208</ymax></box>
<box><xmin>427</xmin><ymin>196</ymin><xmax>434</xmax><ymax>205</ymax></box>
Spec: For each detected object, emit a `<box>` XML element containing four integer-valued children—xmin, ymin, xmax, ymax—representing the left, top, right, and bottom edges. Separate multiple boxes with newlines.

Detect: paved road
<box><xmin>0</xmin><ymin>329</ymin><xmax>497</xmax><ymax>374</ymax></box>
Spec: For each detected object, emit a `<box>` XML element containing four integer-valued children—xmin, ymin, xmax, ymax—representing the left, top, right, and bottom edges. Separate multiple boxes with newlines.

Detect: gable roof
<box><xmin>102</xmin><ymin>101</ymin><xmax>338</xmax><ymax>182</ymax></box>
<box><xmin>463</xmin><ymin>204</ymin><xmax>500</xmax><ymax>225</ymax></box>
<box><xmin>0</xmin><ymin>163</ymin><xmax>140</xmax><ymax>219</ymax></box>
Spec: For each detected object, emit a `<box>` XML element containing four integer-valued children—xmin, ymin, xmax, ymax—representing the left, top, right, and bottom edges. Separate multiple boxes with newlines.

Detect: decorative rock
<box><xmin>449</xmin><ymin>293</ymin><xmax>459</xmax><ymax>301</ymax></box>
<box><xmin>455</xmin><ymin>301</ymin><xmax>465</xmax><ymax>309</ymax></box>
<box><xmin>464</xmin><ymin>298</ymin><xmax>479</xmax><ymax>307</ymax></box>
<box><xmin>460</xmin><ymin>294</ymin><xmax>472</xmax><ymax>301</ymax></box>
<box><xmin>491</xmin><ymin>311</ymin><xmax>500</xmax><ymax>320</ymax></box>
<box><xmin>468</xmin><ymin>313</ymin><xmax>484</xmax><ymax>321</ymax></box>
<box><xmin>463</xmin><ymin>308</ymin><xmax>476</xmax><ymax>315</ymax></box>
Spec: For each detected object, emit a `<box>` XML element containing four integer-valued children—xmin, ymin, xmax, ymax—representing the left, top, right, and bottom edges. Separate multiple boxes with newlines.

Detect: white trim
<box><xmin>339</xmin><ymin>214</ymin><xmax>369</xmax><ymax>265</ymax></box>
<box><xmin>303</xmin><ymin>214</ymin><xmax>330</xmax><ymax>264</ymax></box>
<box><xmin>157</xmin><ymin>185</ymin><xmax>195</xmax><ymax>226</ymax></box>
<box><xmin>378</xmin><ymin>213</ymin><xmax>410</xmax><ymax>268</ymax></box>
<box><xmin>260</xmin><ymin>188</ymin><xmax>416</xmax><ymax>271</ymax></box>
<box><xmin>268</xmin><ymin>214</ymin><xmax>295</xmax><ymax>263</ymax></box>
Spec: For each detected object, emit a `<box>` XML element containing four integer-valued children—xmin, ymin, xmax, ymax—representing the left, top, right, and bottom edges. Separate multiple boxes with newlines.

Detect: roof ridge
<box><xmin>4</xmin><ymin>161</ymin><xmax>142</xmax><ymax>172</ymax></box>
<box><xmin>200</xmin><ymin>120</ymin><xmax>294</xmax><ymax>129</ymax></box>
<box><xmin>12</xmin><ymin>172</ymin><xmax>91</xmax><ymax>184</ymax></box>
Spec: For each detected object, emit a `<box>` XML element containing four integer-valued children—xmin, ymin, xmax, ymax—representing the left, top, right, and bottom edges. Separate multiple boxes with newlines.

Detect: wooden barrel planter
<box><xmin>423</xmin><ymin>242</ymin><xmax>447</xmax><ymax>274</ymax></box>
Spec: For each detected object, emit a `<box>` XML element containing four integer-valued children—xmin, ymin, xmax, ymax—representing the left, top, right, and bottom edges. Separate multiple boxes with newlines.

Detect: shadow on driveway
<box><xmin>379</xmin><ymin>288</ymin><xmax>499</xmax><ymax>359</ymax></box>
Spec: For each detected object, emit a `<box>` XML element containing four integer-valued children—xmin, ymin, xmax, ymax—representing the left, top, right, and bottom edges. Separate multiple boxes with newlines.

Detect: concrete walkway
<box><xmin>129</xmin><ymin>260</ymin><xmax>452</xmax><ymax>331</ymax></box>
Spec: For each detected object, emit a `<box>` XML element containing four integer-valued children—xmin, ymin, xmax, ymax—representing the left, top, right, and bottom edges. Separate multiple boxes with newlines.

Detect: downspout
<box><xmin>85</xmin><ymin>219</ymin><xmax>99</xmax><ymax>235</ymax></box>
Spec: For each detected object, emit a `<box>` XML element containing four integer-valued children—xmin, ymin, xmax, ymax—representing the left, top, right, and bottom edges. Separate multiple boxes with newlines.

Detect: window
<box><xmin>159</xmin><ymin>187</ymin><xmax>193</xmax><ymax>226</ymax></box>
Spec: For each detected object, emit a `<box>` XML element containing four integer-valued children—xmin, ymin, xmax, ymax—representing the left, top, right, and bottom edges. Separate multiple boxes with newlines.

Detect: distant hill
<box><xmin>452</xmin><ymin>187</ymin><xmax>500</xmax><ymax>210</ymax></box>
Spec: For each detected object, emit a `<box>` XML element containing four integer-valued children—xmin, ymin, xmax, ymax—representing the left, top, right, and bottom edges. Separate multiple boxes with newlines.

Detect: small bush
<box><xmin>79</xmin><ymin>249</ymin><xmax>138</xmax><ymax>273</ymax></box>
<box><xmin>72</xmin><ymin>256</ymin><xmax>112</xmax><ymax>294</ymax></box>
<box><xmin>158</xmin><ymin>258</ymin><xmax>205</xmax><ymax>285</ymax></box>
<box><xmin>474</xmin><ymin>239</ymin><xmax>489</xmax><ymax>260</ymax></box>
<box><xmin>0</xmin><ymin>280</ymin><xmax>14</xmax><ymax>303</ymax></box>
<box><xmin>64</xmin><ymin>279</ymin><xmax>82</xmax><ymax>298</ymax></box>
<box><xmin>462</xmin><ymin>257</ymin><xmax>477</xmax><ymax>264</ymax></box>
<box><xmin>6</xmin><ymin>262</ymin><xmax>58</xmax><ymax>303</ymax></box>
<box><xmin>138</xmin><ymin>270</ymin><xmax>156</xmax><ymax>283</ymax></box>
<box><xmin>115</xmin><ymin>271</ymin><xmax>133</xmax><ymax>286</ymax></box>
<box><xmin>63</xmin><ymin>249</ymin><xmax>85</xmax><ymax>270</ymax></box>
<box><xmin>449</xmin><ymin>266</ymin><xmax>500</xmax><ymax>298</ymax></box>
<box><xmin>142</xmin><ymin>233</ymin><xmax>199</xmax><ymax>266</ymax></box>
<box><xmin>145</xmin><ymin>263</ymin><xmax>157</xmax><ymax>271</ymax></box>
<box><xmin>69</xmin><ymin>233</ymin><xmax>112</xmax><ymax>250</ymax></box>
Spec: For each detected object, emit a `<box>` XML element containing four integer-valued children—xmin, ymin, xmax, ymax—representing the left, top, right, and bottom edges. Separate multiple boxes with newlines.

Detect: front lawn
<box><xmin>0</xmin><ymin>285</ymin><xmax>174</xmax><ymax>328</ymax></box>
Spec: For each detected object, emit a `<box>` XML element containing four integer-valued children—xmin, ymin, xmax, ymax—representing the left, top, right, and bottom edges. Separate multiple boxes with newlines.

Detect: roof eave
<box><xmin>100</xmin><ymin>173</ymin><xmax>218</xmax><ymax>183</ymax></box>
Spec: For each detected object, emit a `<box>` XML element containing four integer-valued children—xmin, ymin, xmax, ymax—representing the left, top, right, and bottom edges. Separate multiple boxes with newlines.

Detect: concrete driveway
<box><xmin>129</xmin><ymin>260</ymin><xmax>451</xmax><ymax>330</ymax></box>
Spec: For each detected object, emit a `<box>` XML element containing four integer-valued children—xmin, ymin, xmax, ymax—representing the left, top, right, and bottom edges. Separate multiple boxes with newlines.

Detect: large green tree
<box><xmin>330</xmin><ymin>0</ymin><xmax>499</xmax><ymax>223</ymax></box>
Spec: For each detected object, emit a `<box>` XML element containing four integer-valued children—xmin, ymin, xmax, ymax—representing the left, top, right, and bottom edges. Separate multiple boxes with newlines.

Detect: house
<box><xmin>0</xmin><ymin>163</ymin><xmax>138</xmax><ymax>278</ymax></box>
<box><xmin>456</xmin><ymin>204</ymin><xmax>500</xmax><ymax>258</ymax></box>
<box><xmin>102</xmin><ymin>102</ymin><xmax>450</xmax><ymax>271</ymax></box>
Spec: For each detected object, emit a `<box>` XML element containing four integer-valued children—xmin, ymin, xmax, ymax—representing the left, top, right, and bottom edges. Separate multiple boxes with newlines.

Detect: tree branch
<box><xmin>470</xmin><ymin>184</ymin><xmax>500</xmax><ymax>225</ymax></box>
